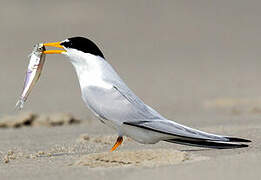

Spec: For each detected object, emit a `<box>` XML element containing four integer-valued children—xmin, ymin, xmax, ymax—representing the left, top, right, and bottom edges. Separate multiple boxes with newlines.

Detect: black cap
<box><xmin>61</xmin><ymin>37</ymin><xmax>104</xmax><ymax>58</ymax></box>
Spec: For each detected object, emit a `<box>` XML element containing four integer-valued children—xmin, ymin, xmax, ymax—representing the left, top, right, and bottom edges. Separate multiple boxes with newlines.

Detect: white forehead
<box><xmin>62</xmin><ymin>39</ymin><xmax>69</xmax><ymax>43</ymax></box>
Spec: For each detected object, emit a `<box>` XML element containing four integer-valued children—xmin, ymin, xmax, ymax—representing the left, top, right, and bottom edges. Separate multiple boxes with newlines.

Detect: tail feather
<box><xmin>225</xmin><ymin>137</ymin><xmax>251</xmax><ymax>143</ymax></box>
<box><xmin>165</xmin><ymin>138</ymin><xmax>249</xmax><ymax>149</ymax></box>
<box><xmin>123</xmin><ymin>121</ymin><xmax>251</xmax><ymax>149</ymax></box>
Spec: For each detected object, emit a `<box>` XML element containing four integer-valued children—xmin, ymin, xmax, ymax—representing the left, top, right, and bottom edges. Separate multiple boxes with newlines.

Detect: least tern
<box><xmin>43</xmin><ymin>37</ymin><xmax>250</xmax><ymax>151</ymax></box>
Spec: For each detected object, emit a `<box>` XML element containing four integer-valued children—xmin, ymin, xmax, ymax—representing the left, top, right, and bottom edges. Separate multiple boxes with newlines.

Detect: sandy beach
<box><xmin>0</xmin><ymin>1</ymin><xmax>261</xmax><ymax>179</ymax></box>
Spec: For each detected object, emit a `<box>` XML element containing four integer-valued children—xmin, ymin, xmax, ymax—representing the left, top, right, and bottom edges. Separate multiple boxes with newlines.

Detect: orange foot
<box><xmin>110</xmin><ymin>136</ymin><xmax>123</xmax><ymax>152</ymax></box>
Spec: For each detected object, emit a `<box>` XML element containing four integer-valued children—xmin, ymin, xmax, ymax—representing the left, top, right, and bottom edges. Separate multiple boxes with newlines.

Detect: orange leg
<box><xmin>110</xmin><ymin>136</ymin><xmax>123</xmax><ymax>152</ymax></box>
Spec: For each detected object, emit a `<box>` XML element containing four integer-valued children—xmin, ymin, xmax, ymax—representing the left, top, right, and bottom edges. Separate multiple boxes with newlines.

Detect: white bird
<box><xmin>43</xmin><ymin>37</ymin><xmax>250</xmax><ymax>151</ymax></box>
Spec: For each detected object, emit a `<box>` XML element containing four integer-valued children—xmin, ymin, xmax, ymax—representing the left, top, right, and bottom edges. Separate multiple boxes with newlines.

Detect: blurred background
<box><xmin>1</xmin><ymin>0</ymin><xmax>261</xmax><ymax>127</ymax></box>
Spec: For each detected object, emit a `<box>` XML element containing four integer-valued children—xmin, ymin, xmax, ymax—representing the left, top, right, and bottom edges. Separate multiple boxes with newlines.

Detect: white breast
<box><xmin>64</xmin><ymin>48</ymin><xmax>112</xmax><ymax>90</ymax></box>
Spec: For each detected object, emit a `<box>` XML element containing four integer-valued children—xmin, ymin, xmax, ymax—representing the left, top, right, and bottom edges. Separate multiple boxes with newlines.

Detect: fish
<box><xmin>16</xmin><ymin>43</ymin><xmax>46</xmax><ymax>110</ymax></box>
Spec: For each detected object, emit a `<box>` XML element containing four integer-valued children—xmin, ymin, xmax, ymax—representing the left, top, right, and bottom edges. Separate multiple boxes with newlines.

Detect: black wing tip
<box><xmin>213</xmin><ymin>143</ymin><xmax>249</xmax><ymax>149</ymax></box>
<box><xmin>236</xmin><ymin>143</ymin><xmax>249</xmax><ymax>148</ymax></box>
<box><xmin>165</xmin><ymin>139</ymin><xmax>249</xmax><ymax>149</ymax></box>
<box><xmin>216</xmin><ymin>142</ymin><xmax>249</xmax><ymax>149</ymax></box>
<box><xmin>225</xmin><ymin>137</ymin><xmax>251</xmax><ymax>143</ymax></box>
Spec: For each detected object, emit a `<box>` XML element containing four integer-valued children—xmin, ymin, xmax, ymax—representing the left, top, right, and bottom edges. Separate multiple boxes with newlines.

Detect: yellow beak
<box><xmin>43</xmin><ymin>42</ymin><xmax>66</xmax><ymax>54</ymax></box>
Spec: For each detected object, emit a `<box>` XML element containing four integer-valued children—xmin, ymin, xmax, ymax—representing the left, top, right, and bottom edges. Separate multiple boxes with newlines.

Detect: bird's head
<box><xmin>43</xmin><ymin>37</ymin><xmax>105</xmax><ymax>60</ymax></box>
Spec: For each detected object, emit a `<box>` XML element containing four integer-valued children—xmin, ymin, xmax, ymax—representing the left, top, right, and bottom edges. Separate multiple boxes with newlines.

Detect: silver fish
<box><xmin>16</xmin><ymin>43</ymin><xmax>46</xmax><ymax>110</ymax></box>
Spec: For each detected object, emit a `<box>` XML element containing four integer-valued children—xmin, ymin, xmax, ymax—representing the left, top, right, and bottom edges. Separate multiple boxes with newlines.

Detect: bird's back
<box><xmin>80</xmin><ymin>60</ymin><xmax>165</xmax><ymax>125</ymax></box>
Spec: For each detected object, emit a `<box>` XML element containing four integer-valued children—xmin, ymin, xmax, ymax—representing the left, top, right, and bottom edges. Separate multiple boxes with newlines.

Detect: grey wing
<box><xmin>123</xmin><ymin>120</ymin><xmax>250</xmax><ymax>148</ymax></box>
<box><xmin>123</xmin><ymin>119</ymin><xmax>228</xmax><ymax>141</ymax></box>
<box><xmin>83</xmin><ymin>84</ymin><xmax>164</xmax><ymax>123</ymax></box>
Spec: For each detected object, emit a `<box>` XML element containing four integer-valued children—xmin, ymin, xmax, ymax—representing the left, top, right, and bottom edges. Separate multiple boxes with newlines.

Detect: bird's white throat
<box><xmin>64</xmin><ymin>48</ymin><xmax>112</xmax><ymax>90</ymax></box>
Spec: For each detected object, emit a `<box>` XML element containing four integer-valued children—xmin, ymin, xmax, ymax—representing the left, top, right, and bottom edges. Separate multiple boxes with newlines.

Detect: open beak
<box><xmin>43</xmin><ymin>42</ymin><xmax>66</xmax><ymax>54</ymax></box>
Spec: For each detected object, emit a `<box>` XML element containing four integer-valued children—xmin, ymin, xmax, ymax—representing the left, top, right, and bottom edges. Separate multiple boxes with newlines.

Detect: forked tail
<box><xmin>165</xmin><ymin>136</ymin><xmax>250</xmax><ymax>149</ymax></box>
<box><xmin>123</xmin><ymin>120</ymin><xmax>251</xmax><ymax>149</ymax></box>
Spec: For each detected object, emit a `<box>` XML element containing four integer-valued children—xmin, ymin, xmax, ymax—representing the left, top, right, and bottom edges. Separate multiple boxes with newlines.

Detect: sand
<box><xmin>0</xmin><ymin>112</ymin><xmax>81</xmax><ymax>128</ymax></box>
<box><xmin>0</xmin><ymin>123</ymin><xmax>259</xmax><ymax>180</ymax></box>
<box><xmin>74</xmin><ymin>149</ymin><xmax>191</xmax><ymax>168</ymax></box>
<box><xmin>204</xmin><ymin>97</ymin><xmax>261</xmax><ymax>115</ymax></box>
<box><xmin>1</xmin><ymin>0</ymin><xmax>261</xmax><ymax>180</ymax></box>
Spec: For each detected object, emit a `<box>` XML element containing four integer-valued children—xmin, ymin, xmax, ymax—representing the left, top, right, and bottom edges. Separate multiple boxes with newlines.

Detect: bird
<box><xmin>43</xmin><ymin>36</ymin><xmax>251</xmax><ymax>151</ymax></box>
